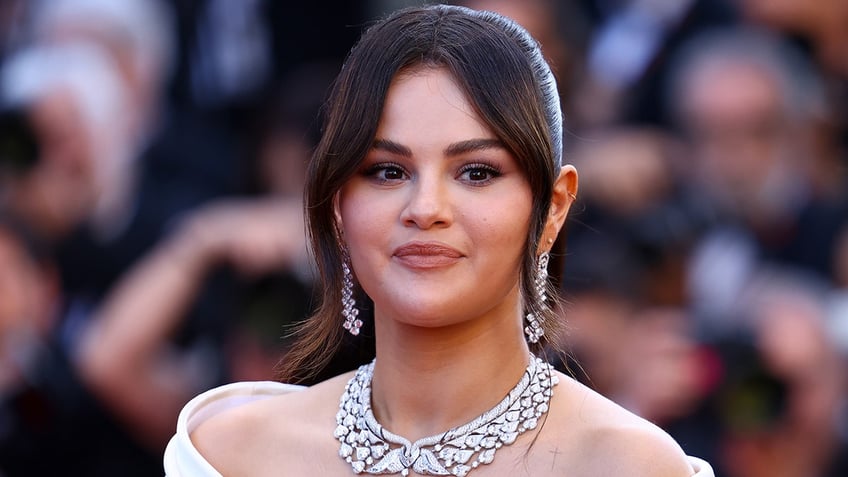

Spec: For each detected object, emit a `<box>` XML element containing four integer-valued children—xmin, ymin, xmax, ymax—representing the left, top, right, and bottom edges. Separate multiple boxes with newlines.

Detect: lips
<box><xmin>392</xmin><ymin>242</ymin><xmax>464</xmax><ymax>269</ymax></box>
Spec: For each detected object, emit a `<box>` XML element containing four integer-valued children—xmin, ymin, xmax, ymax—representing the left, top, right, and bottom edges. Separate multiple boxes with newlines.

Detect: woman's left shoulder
<box><xmin>543</xmin><ymin>372</ymin><xmax>703</xmax><ymax>476</ymax></box>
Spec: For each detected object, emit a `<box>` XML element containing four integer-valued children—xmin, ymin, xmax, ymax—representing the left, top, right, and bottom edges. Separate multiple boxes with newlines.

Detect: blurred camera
<box><xmin>712</xmin><ymin>338</ymin><xmax>789</xmax><ymax>433</ymax></box>
<box><xmin>0</xmin><ymin>106</ymin><xmax>40</xmax><ymax>174</ymax></box>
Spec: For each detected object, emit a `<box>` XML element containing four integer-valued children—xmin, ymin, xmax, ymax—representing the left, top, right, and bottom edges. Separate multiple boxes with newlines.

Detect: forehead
<box><xmin>377</xmin><ymin>66</ymin><xmax>496</xmax><ymax>144</ymax></box>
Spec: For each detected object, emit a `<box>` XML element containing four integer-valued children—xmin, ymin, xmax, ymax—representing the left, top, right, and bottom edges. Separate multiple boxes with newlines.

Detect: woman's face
<box><xmin>337</xmin><ymin>67</ymin><xmax>533</xmax><ymax>331</ymax></box>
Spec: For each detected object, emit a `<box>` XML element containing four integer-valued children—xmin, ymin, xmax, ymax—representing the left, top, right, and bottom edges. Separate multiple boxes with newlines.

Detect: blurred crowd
<box><xmin>0</xmin><ymin>0</ymin><xmax>845</xmax><ymax>476</ymax></box>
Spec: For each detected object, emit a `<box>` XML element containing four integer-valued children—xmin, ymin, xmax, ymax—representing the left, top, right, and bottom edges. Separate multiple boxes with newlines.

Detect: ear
<box><xmin>542</xmin><ymin>165</ymin><xmax>578</xmax><ymax>252</ymax></box>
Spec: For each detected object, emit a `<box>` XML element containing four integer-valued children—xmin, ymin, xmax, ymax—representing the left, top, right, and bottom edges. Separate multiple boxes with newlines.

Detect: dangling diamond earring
<box><xmin>525</xmin><ymin>250</ymin><xmax>550</xmax><ymax>343</ymax></box>
<box><xmin>341</xmin><ymin>252</ymin><xmax>362</xmax><ymax>336</ymax></box>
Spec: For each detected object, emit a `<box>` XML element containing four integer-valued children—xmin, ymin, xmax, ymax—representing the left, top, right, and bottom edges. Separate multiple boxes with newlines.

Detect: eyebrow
<box><xmin>444</xmin><ymin>138</ymin><xmax>505</xmax><ymax>156</ymax></box>
<box><xmin>372</xmin><ymin>139</ymin><xmax>412</xmax><ymax>157</ymax></box>
<box><xmin>371</xmin><ymin>138</ymin><xmax>505</xmax><ymax>157</ymax></box>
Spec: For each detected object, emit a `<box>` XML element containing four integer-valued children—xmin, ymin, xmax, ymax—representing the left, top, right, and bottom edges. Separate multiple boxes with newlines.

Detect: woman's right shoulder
<box><xmin>179</xmin><ymin>373</ymin><xmax>354</xmax><ymax>476</ymax></box>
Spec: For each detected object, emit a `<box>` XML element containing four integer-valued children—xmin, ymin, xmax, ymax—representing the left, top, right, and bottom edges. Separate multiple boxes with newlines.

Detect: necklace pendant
<box><xmin>399</xmin><ymin>445</ymin><xmax>418</xmax><ymax>468</ymax></box>
<box><xmin>368</xmin><ymin>447</ymin><xmax>411</xmax><ymax>474</ymax></box>
<box><xmin>412</xmin><ymin>448</ymin><xmax>446</xmax><ymax>475</ymax></box>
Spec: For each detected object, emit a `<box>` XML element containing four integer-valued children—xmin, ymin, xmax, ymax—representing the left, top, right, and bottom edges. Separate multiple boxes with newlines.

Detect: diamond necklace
<box><xmin>334</xmin><ymin>356</ymin><xmax>558</xmax><ymax>476</ymax></box>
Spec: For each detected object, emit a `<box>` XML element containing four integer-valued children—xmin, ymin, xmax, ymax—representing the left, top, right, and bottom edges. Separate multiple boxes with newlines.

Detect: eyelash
<box><xmin>363</xmin><ymin>162</ymin><xmax>408</xmax><ymax>183</ymax></box>
<box><xmin>458</xmin><ymin>162</ymin><xmax>502</xmax><ymax>185</ymax></box>
<box><xmin>362</xmin><ymin>161</ymin><xmax>503</xmax><ymax>185</ymax></box>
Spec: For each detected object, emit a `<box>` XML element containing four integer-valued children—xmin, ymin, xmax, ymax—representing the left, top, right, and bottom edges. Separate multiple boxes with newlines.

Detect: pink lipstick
<box><xmin>392</xmin><ymin>242</ymin><xmax>464</xmax><ymax>269</ymax></box>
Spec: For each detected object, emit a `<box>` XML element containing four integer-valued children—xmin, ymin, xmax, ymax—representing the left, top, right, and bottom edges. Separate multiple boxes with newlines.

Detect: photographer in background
<box><xmin>0</xmin><ymin>49</ymin><xmax>171</xmax><ymax>475</ymax></box>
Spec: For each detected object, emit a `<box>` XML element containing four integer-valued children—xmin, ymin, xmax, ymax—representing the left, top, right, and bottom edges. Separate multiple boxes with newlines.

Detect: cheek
<box><xmin>468</xmin><ymin>197</ymin><xmax>532</xmax><ymax>259</ymax></box>
<box><xmin>337</xmin><ymin>187</ymin><xmax>394</xmax><ymax>263</ymax></box>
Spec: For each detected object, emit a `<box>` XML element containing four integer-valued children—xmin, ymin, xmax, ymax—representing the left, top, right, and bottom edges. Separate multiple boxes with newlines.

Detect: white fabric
<box><xmin>164</xmin><ymin>381</ymin><xmax>715</xmax><ymax>476</ymax></box>
<box><xmin>164</xmin><ymin>381</ymin><xmax>304</xmax><ymax>477</ymax></box>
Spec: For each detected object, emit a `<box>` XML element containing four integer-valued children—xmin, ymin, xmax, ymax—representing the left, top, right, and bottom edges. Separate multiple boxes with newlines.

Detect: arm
<box><xmin>75</xmin><ymin>198</ymin><xmax>307</xmax><ymax>449</ymax></box>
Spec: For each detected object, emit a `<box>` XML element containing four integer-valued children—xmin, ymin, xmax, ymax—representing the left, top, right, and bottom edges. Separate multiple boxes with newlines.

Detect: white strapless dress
<box><xmin>164</xmin><ymin>381</ymin><xmax>715</xmax><ymax>476</ymax></box>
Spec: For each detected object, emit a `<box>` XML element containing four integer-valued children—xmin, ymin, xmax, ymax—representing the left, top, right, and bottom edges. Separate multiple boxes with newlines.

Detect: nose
<box><xmin>400</xmin><ymin>173</ymin><xmax>453</xmax><ymax>229</ymax></box>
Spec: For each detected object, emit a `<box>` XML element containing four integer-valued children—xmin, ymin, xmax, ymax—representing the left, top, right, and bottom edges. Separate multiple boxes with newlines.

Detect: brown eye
<box><xmin>458</xmin><ymin>163</ymin><xmax>501</xmax><ymax>184</ymax></box>
<box><xmin>364</xmin><ymin>162</ymin><xmax>409</xmax><ymax>183</ymax></box>
<box><xmin>382</xmin><ymin>167</ymin><xmax>405</xmax><ymax>180</ymax></box>
<box><xmin>466</xmin><ymin>169</ymin><xmax>491</xmax><ymax>181</ymax></box>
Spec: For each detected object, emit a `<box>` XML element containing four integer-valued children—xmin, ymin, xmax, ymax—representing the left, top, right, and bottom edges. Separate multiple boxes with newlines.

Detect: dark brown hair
<box><xmin>277</xmin><ymin>4</ymin><xmax>564</xmax><ymax>383</ymax></box>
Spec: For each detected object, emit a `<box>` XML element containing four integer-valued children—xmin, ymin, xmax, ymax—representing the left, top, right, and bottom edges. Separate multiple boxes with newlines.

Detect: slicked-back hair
<box><xmin>277</xmin><ymin>4</ymin><xmax>564</xmax><ymax>383</ymax></box>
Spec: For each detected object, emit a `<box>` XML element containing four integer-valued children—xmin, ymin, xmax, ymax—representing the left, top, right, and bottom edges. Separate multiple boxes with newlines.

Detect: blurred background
<box><xmin>0</xmin><ymin>0</ymin><xmax>846</xmax><ymax>476</ymax></box>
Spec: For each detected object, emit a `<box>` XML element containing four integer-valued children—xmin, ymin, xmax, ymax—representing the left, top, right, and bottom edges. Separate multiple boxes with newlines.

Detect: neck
<box><xmin>369</xmin><ymin>307</ymin><xmax>532</xmax><ymax>441</ymax></box>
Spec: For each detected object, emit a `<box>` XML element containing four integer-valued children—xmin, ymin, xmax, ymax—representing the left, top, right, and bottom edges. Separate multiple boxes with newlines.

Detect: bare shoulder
<box><xmin>190</xmin><ymin>372</ymin><xmax>353</xmax><ymax>477</ymax></box>
<box><xmin>543</xmin><ymin>371</ymin><xmax>695</xmax><ymax>477</ymax></box>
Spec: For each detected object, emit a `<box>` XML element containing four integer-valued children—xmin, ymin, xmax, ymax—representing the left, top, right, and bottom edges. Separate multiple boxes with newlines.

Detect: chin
<box><xmin>380</xmin><ymin>297</ymin><xmax>471</xmax><ymax>328</ymax></box>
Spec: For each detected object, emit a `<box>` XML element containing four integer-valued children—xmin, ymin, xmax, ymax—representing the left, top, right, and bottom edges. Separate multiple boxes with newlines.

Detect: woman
<box><xmin>164</xmin><ymin>5</ymin><xmax>713</xmax><ymax>476</ymax></box>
